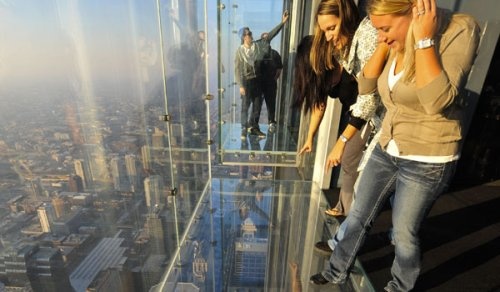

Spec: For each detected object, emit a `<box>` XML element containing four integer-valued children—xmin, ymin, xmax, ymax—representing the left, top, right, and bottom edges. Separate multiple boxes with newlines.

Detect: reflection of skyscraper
<box><xmin>146</xmin><ymin>207</ymin><xmax>166</xmax><ymax>255</ymax></box>
<box><xmin>38</xmin><ymin>203</ymin><xmax>56</xmax><ymax>233</ymax></box>
<box><xmin>141</xmin><ymin>145</ymin><xmax>151</xmax><ymax>170</ymax></box>
<box><xmin>83</xmin><ymin>144</ymin><xmax>110</xmax><ymax>184</ymax></box>
<box><xmin>152</xmin><ymin>127</ymin><xmax>165</xmax><ymax>148</ymax></box>
<box><xmin>144</xmin><ymin>175</ymin><xmax>164</xmax><ymax>208</ymax></box>
<box><xmin>110</xmin><ymin>156</ymin><xmax>129</xmax><ymax>191</ymax></box>
<box><xmin>68</xmin><ymin>175</ymin><xmax>84</xmax><ymax>192</ymax></box>
<box><xmin>231</xmin><ymin>218</ymin><xmax>268</xmax><ymax>289</ymax></box>
<box><xmin>74</xmin><ymin>159</ymin><xmax>90</xmax><ymax>190</ymax></box>
<box><xmin>125</xmin><ymin>154</ymin><xmax>139</xmax><ymax>190</ymax></box>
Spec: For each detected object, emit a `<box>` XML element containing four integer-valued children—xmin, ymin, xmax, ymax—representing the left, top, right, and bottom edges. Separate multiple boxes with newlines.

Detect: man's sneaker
<box><xmin>268</xmin><ymin>122</ymin><xmax>277</xmax><ymax>133</ymax></box>
<box><xmin>240</xmin><ymin>128</ymin><xmax>247</xmax><ymax>140</ymax></box>
<box><xmin>314</xmin><ymin>241</ymin><xmax>333</xmax><ymax>257</ymax></box>
<box><xmin>249</xmin><ymin>128</ymin><xmax>266</xmax><ymax>139</ymax></box>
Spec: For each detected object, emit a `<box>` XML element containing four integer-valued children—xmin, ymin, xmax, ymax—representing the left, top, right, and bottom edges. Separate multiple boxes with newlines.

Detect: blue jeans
<box><xmin>322</xmin><ymin>144</ymin><xmax>456</xmax><ymax>291</ymax></box>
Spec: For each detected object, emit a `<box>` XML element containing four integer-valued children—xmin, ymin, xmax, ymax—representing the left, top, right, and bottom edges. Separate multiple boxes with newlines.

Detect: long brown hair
<box><xmin>310</xmin><ymin>0</ymin><xmax>360</xmax><ymax>74</ymax></box>
<box><xmin>293</xmin><ymin>36</ymin><xmax>340</xmax><ymax>113</ymax></box>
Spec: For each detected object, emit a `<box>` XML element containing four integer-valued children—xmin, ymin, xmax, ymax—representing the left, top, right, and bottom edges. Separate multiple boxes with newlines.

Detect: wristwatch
<box><xmin>340</xmin><ymin>135</ymin><xmax>349</xmax><ymax>143</ymax></box>
<box><xmin>414</xmin><ymin>37</ymin><xmax>435</xmax><ymax>50</ymax></box>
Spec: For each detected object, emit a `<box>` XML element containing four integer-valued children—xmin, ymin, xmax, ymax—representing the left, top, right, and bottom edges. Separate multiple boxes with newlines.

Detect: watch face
<box><xmin>415</xmin><ymin>38</ymin><xmax>435</xmax><ymax>50</ymax></box>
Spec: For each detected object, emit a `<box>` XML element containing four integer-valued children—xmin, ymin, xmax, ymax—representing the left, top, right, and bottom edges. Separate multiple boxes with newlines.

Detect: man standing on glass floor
<box><xmin>234</xmin><ymin>11</ymin><xmax>289</xmax><ymax>140</ymax></box>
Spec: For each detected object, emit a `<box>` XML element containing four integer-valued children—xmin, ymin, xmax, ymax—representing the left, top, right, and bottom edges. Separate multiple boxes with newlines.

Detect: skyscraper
<box><xmin>146</xmin><ymin>207</ymin><xmax>166</xmax><ymax>255</ymax></box>
<box><xmin>51</xmin><ymin>197</ymin><xmax>65</xmax><ymax>218</ymax></box>
<box><xmin>110</xmin><ymin>156</ymin><xmax>128</xmax><ymax>191</ymax></box>
<box><xmin>125</xmin><ymin>154</ymin><xmax>139</xmax><ymax>191</ymax></box>
<box><xmin>74</xmin><ymin>159</ymin><xmax>90</xmax><ymax>190</ymax></box>
<box><xmin>144</xmin><ymin>175</ymin><xmax>164</xmax><ymax>208</ymax></box>
<box><xmin>68</xmin><ymin>175</ymin><xmax>84</xmax><ymax>193</ymax></box>
<box><xmin>37</xmin><ymin>203</ymin><xmax>56</xmax><ymax>233</ymax></box>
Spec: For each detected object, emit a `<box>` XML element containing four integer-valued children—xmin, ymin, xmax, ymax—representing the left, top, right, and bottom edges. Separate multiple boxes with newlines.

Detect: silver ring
<box><xmin>417</xmin><ymin>10</ymin><xmax>425</xmax><ymax>16</ymax></box>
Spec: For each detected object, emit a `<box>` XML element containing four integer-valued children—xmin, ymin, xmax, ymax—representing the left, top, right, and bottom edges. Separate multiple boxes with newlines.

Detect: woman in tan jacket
<box><xmin>310</xmin><ymin>0</ymin><xmax>480</xmax><ymax>290</ymax></box>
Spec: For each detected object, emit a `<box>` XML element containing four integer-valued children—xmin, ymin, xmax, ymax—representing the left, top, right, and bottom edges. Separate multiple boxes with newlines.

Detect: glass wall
<box><xmin>0</xmin><ymin>1</ymin><xmax>214</xmax><ymax>291</ymax></box>
<box><xmin>217</xmin><ymin>0</ymin><xmax>301</xmax><ymax>167</ymax></box>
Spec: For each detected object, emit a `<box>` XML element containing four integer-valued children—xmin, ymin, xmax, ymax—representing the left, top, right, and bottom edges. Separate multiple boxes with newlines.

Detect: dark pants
<box><xmin>262</xmin><ymin>81</ymin><xmax>277</xmax><ymax>123</ymax></box>
<box><xmin>241</xmin><ymin>77</ymin><xmax>262</xmax><ymax>129</ymax></box>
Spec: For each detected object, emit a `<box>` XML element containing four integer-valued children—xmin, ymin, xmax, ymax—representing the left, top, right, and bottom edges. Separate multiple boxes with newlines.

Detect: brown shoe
<box><xmin>314</xmin><ymin>241</ymin><xmax>333</xmax><ymax>257</ymax></box>
<box><xmin>325</xmin><ymin>208</ymin><xmax>344</xmax><ymax>217</ymax></box>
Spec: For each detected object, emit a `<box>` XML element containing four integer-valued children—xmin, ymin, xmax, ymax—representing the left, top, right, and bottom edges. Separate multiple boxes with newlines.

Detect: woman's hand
<box><xmin>325</xmin><ymin>140</ymin><xmax>346</xmax><ymax>169</ymax></box>
<box><xmin>239</xmin><ymin>87</ymin><xmax>246</xmax><ymax>96</ymax></box>
<box><xmin>298</xmin><ymin>139</ymin><xmax>313</xmax><ymax>155</ymax></box>
<box><xmin>412</xmin><ymin>0</ymin><xmax>437</xmax><ymax>41</ymax></box>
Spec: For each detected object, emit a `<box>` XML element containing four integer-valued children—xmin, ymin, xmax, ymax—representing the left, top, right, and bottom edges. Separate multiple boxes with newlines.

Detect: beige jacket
<box><xmin>359</xmin><ymin>11</ymin><xmax>480</xmax><ymax>156</ymax></box>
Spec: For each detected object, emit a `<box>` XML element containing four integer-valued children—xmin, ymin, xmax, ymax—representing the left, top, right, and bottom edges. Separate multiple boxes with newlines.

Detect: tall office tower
<box><xmin>146</xmin><ymin>208</ymin><xmax>166</xmax><ymax>255</ymax></box>
<box><xmin>37</xmin><ymin>203</ymin><xmax>56</xmax><ymax>233</ymax></box>
<box><xmin>141</xmin><ymin>145</ymin><xmax>151</xmax><ymax>171</ymax></box>
<box><xmin>144</xmin><ymin>175</ymin><xmax>164</xmax><ymax>208</ymax></box>
<box><xmin>68</xmin><ymin>175</ymin><xmax>84</xmax><ymax>192</ymax></box>
<box><xmin>151</xmin><ymin>127</ymin><xmax>165</xmax><ymax>148</ymax></box>
<box><xmin>74</xmin><ymin>159</ymin><xmax>90</xmax><ymax>190</ymax></box>
<box><xmin>30</xmin><ymin>177</ymin><xmax>44</xmax><ymax>199</ymax></box>
<box><xmin>2</xmin><ymin>245</ymin><xmax>35</xmax><ymax>288</ymax></box>
<box><xmin>125</xmin><ymin>154</ymin><xmax>139</xmax><ymax>191</ymax></box>
<box><xmin>232</xmin><ymin>218</ymin><xmax>268</xmax><ymax>288</ymax></box>
<box><xmin>51</xmin><ymin>197</ymin><xmax>65</xmax><ymax>218</ymax></box>
<box><xmin>28</xmin><ymin>247</ymin><xmax>73</xmax><ymax>292</ymax></box>
<box><xmin>110</xmin><ymin>156</ymin><xmax>128</xmax><ymax>191</ymax></box>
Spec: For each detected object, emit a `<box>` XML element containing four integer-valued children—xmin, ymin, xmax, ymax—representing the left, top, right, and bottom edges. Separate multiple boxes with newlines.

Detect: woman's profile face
<box><xmin>370</xmin><ymin>13</ymin><xmax>411</xmax><ymax>52</ymax></box>
<box><xmin>317</xmin><ymin>14</ymin><xmax>346</xmax><ymax>49</ymax></box>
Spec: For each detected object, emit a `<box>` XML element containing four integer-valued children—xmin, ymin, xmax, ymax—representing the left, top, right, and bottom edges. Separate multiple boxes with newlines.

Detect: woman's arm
<box><xmin>362</xmin><ymin>42</ymin><xmax>390</xmax><ymax>79</ymax></box>
<box><xmin>412</xmin><ymin>0</ymin><xmax>479</xmax><ymax>114</ymax></box>
<box><xmin>298</xmin><ymin>105</ymin><xmax>325</xmax><ymax>155</ymax></box>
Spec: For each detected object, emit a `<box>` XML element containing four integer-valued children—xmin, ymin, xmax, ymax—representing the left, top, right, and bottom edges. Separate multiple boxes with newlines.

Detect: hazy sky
<box><xmin>0</xmin><ymin>0</ymin><xmax>282</xmax><ymax>106</ymax></box>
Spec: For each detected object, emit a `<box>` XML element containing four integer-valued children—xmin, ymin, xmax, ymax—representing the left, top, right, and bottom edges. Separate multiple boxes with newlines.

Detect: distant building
<box><xmin>68</xmin><ymin>175</ymin><xmax>84</xmax><ymax>193</ymax></box>
<box><xmin>51</xmin><ymin>197</ymin><xmax>65</xmax><ymax>218</ymax></box>
<box><xmin>125</xmin><ymin>154</ymin><xmax>139</xmax><ymax>190</ymax></box>
<box><xmin>86</xmin><ymin>268</ymin><xmax>133</xmax><ymax>292</ymax></box>
<box><xmin>30</xmin><ymin>177</ymin><xmax>44</xmax><ymax>199</ymax></box>
<box><xmin>37</xmin><ymin>203</ymin><xmax>56</xmax><ymax>233</ymax></box>
<box><xmin>231</xmin><ymin>218</ymin><xmax>268</xmax><ymax>288</ymax></box>
<box><xmin>144</xmin><ymin>175</ymin><xmax>164</xmax><ymax>208</ymax></box>
<box><xmin>74</xmin><ymin>160</ymin><xmax>90</xmax><ymax>190</ymax></box>
<box><xmin>0</xmin><ymin>244</ymin><xmax>73</xmax><ymax>292</ymax></box>
<box><xmin>146</xmin><ymin>207</ymin><xmax>166</xmax><ymax>255</ymax></box>
<box><xmin>69</xmin><ymin>235</ymin><xmax>127</xmax><ymax>292</ymax></box>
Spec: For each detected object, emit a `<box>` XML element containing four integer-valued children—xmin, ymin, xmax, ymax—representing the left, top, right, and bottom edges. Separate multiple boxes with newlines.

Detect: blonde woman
<box><xmin>310</xmin><ymin>0</ymin><xmax>480</xmax><ymax>290</ymax></box>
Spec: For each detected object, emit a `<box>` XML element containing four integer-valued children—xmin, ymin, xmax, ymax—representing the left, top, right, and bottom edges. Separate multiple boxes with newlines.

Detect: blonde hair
<box><xmin>367</xmin><ymin>0</ymin><xmax>417</xmax><ymax>82</ymax></box>
<box><xmin>310</xmin><ymin>0</ymin><xmax>360</xmax><ymax>74</ymax></box>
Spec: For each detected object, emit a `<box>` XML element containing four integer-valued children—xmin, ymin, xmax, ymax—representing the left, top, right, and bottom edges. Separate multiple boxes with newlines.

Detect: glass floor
<box><xmin>218</xmin><ymin>123</ymin><xmax>298</xmax><ymax>167</ymax></box>
<box><xmin>152</xmin><ymin>178</ymin><xmax>375</xmax><ymax>292</ymax></box>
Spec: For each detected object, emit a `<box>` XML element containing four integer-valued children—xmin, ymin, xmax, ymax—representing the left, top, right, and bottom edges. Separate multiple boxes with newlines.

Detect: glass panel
<box><xmin>152</xmin><ymin>178</ymin><xmax>376</xmax><ymax>291</ymax></box>
<box><xmin>0</xmin><ymin>1</ymin><xmax>212</xmax><ymax>291</ymax></box>
<box><xmin>217</xmin><ymin>0</ymin><xmax>300</xmax><ymax>166</ymax></box>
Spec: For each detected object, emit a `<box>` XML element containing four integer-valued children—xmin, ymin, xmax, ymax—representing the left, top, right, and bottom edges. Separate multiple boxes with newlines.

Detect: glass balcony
<box><xmin>0</xmin><ymin>0</ymin><xmax>498</xmax><ymax>292</ymax></box>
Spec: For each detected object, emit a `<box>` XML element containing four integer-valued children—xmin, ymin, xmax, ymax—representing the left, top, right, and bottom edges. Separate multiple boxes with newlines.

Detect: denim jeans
<box><xmin>322</xmin><ymin>144</ymin><xmax>457</xmax><ymax>291</ymax></box>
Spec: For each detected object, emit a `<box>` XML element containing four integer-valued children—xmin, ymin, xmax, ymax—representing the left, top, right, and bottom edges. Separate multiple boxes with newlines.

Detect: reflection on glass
<box><xmin>0</xmin><ymin>1</ymin><xmax>212</xmax><ymax>291</ymax></box>
<box><xmin>218</xmin><ymin>1</ymin><xmax>299</xmax><ymax>165</ymax></box>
